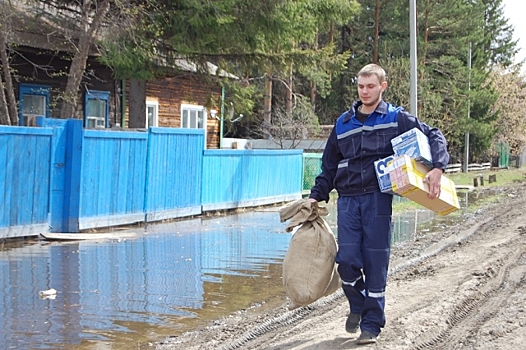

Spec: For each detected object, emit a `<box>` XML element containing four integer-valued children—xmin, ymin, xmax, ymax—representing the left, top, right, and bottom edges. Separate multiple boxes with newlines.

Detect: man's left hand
<box><xmin>424</xmin><ymin>168</ymin><xmax>443</xmax><ymax>199</ymax></box>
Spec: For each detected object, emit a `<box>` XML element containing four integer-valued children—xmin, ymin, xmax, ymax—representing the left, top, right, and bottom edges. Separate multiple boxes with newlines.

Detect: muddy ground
<box><xmin>156</xmin><ymin>181</ymin><xmax>526</xmax><ymax>350</ymax></box>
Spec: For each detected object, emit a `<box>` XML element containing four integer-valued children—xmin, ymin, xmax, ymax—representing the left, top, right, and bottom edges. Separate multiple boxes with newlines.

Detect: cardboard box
<box><xmin>374</xmin><ymin>155</ymin><xmax>396</xmax><ymax>194</ymax></box>
<box><xmin>389</xmin><ymin>155</ymin><xmax>460</xmax><ymax>216</ymax></box>
<box><xmin>391</xmin><ymin>128</ymin><xmax>433</xmax><ymax>169</ymax></box>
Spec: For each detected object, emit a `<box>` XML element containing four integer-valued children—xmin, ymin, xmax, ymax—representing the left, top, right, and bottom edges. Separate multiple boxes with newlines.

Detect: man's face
<box><xmin>357</xmin><ymin>74</ymin><xmax>387</xmax><ymax>107</ymax></box>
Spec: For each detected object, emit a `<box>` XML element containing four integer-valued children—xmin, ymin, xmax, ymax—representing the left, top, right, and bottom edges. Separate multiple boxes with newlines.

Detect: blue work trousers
<box><xmin>336</xmin><ymin>192</ymin><xmax>392</xmax><ymax>336</ymax></box>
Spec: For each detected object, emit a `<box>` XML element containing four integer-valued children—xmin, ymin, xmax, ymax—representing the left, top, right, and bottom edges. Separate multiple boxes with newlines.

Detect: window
<box><xmin>181</xmin><ymin>103</ymin><xmax>209</xmax><ymax>148</ymax></box>
<box><xmin>146</xmin><ymin>101</ymin><xmax>158</xmax><ymax>127</ymax></box>
<box><xmin>86</xmin><ymin>100</ymin><xmax>106</xmax><ymax>128</ymax></box>
<box><xmin>181</xmin><ymin>104</ymin><xmax>206</xmax><ymax>129</ymax></box>
<box><xmin>19</xmin><ymin>84</ymin><xmax>50</xmax><ymax>126</ymax></box>
<box><xmin>84</xmin><ymin>91</ymin><xmax>110</xmax><ymax>129</ymax></box>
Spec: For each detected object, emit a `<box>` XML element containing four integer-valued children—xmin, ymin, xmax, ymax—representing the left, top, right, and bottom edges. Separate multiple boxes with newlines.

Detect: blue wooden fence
<box><xmin>201</xmin><ymin>149</ymin><xmax>303</xmax><ymax>211</ymax></box>
<box><xmin>0</xmin><ymin>126</ymin><xmax>54</xmax><ymax>238</ymax></box>
<box><xmin>79</xmin><ymin>129</ymin><xmax>148</xmax><ymax>230</ymax></box>
<box><xmin>145</xmin><ymin>128</ymin><xmax>204</xmax><ymax>222</ymax></box>
<box><xmin>0</xmin><ymin>119</ymin><xmax>304</xmax><ymax>239</ymax></box>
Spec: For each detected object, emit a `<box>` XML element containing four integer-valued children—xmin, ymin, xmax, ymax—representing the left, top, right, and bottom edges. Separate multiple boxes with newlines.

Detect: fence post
<box><xmin>63</xmin><ymin>119</ymin><xmax>83</xmax><ymax>233</ymax></box>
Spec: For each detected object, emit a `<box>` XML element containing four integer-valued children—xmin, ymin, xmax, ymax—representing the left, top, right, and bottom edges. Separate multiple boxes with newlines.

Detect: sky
<box><xmin>502</xmin><ymin>0</ymin><xmax>526</xmax><ymax>71</ymax></box>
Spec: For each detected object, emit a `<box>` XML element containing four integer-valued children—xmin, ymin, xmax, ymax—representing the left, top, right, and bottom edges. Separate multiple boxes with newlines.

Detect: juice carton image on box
<box><xmin>391</xmin><ymin>128</ymin><xmax>433</xmax><ymax>169</ymax></box>
<box><xmin>389</xmin><ymin>155</ymin><xmax>460</xmax><ymax>216</ymax></box>
<box><xmin>374</xmin><ymin>155</ymin><xmax>396</xmax><ymax>194</ymax></box>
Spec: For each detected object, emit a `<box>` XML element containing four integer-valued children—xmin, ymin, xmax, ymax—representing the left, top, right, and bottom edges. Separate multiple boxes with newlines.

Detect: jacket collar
<box><xmin>343</xmin><ymin>100</ymin><xmax>388</xmax><ymax>123</ymax></box>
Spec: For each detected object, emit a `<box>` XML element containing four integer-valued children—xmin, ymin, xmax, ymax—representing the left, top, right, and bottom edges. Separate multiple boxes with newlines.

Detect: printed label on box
<box><xmin>374</xmin><ymin>155</ymin><xmax>395</xmax><ymax>194</ymax></box>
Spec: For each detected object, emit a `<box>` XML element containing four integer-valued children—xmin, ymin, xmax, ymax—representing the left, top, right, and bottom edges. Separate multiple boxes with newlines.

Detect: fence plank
<box><xmin>445</xmin><ymin>163</ymin><xmax>462</xmax><ymax>173</ymax></box>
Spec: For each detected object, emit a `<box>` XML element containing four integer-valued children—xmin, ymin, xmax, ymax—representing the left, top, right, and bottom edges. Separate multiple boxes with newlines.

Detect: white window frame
<box><xmin>180</xmin><ymin>104</ymin><xmax>207</xmax><ymax>129</ymax></box>
<box><xmin>86</xmin><ymin>115</ymin><xmax>106</xmax><ymax>129</ymax></box>
<box><xmin>181</xmin><ymin>103</ymin><xmax>208</xmax><ymax>148</ymax></box>
<box><xmin>146</xmin><ymin>100</ymin><xmax>159</xmax><ymax>128</ymax></box>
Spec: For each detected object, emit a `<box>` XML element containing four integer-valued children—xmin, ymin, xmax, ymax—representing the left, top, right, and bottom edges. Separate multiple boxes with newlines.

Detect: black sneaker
<box><xmin>345</xmin><ymin>313</ymin><xmax>361</xmax><ymax>333</ymax></box>
<box><xmin>356</xmin><ymin>330</ymin><xmax>379</xmax><ymax>345</ymax></box>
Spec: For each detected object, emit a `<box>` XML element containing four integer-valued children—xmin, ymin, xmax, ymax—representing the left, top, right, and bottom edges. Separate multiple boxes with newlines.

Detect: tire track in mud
<box><xmin>411</xmin><ymin>200</ymin><xmax>526</xmax><ymax>350</ymax></box>
<box><xmin>411</xmin><ymin>243</ymin><xmax>526</xmax><ymax>350</ymax></box>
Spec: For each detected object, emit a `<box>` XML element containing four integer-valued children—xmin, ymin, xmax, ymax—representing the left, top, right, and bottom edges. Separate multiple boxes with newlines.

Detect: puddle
<box><xmin>0</xmin><ymin>191</ymin><xmax>477</xmax><ymax>349</ymax></box>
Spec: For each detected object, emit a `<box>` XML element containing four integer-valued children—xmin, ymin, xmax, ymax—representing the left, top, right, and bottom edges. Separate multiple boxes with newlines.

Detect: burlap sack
<box><xmin>279</xmin><ymin>199</ymin><xmax>341</xmax><ymax>309</ymax></box>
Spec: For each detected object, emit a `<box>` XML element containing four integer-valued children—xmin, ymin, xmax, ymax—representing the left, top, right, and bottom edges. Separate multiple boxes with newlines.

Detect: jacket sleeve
<box><xmin>309</xmin><ymin>125</ymin><xmax>342</xmax><ymax>202</ymax></box>
<box><xmin>397</xmin><ymin>110</ymin><xmax>450</xmax><ymax>171</ymax></box>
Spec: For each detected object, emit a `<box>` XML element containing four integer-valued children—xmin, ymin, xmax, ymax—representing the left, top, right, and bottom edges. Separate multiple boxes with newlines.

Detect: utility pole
<box><xmin>410</xmin><ymin>0</ymin><xmax>418</xmax><ymax>117</ymax></box>
<box><xmin>463</xmin><ymin>43</ymin><xmax>472</xmax><ymax>173</ymax></box>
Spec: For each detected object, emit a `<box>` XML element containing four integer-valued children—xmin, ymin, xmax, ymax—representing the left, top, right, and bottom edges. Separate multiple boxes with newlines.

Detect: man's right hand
<box><xmin>308</xmin><ymin>198</ymin><xmax>317</xmax><ymax>203</ymax></box>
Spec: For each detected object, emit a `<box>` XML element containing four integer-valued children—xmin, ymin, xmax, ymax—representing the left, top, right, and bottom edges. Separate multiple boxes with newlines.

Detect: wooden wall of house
<box><xmin>125</xmin><ymin>73</ymin><xmax>222</xmax><ymax>149</ymax></box>
<box><xmin>12</xmin><ymin>47</ymin><xmax>223</xmax><ymax>149</ymax></box>
<box><xmin>12</xmin><ymin>48</ymin><xmax>120</xmax><ymax>124</ymax></box>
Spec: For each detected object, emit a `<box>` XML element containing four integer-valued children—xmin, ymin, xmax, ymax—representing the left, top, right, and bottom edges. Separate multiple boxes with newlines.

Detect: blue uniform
<box><xmin>310</xmin><ymin>100</ymin><xmax>449</xmax><ymax>336</ymax></box>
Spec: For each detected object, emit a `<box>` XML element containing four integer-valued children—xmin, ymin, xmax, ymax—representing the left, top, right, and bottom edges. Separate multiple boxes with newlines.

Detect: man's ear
<box><xmin>381</xmin><ymin>81</ymin><xmax>388</xmax><ymax>92</ymax></box>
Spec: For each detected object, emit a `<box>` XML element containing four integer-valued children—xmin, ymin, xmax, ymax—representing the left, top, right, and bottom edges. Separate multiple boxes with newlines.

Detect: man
<box><xmin>308</xmin><ymin>63</ymin><xmax>449</xmax><ymax>344</ymax></box>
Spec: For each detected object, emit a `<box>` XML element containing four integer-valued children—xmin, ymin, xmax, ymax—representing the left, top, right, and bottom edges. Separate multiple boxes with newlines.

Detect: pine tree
<box><xmin>100</xmin><ymin>0</ymin><xmax>358</xmax><ymax>133</ymax></box>
<box><xmin>480</xmin><ymin>0</ymin><xmax>519</xmax><ymax>68</ymax></box>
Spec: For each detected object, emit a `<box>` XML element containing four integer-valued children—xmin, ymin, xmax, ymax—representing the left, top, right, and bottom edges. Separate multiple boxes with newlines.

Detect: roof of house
<box><xmin>6</xmin><ymin>5</ymin><xmax>237</xmax><ymax>79</ymax></box>
<box><xmin>250</xmin><ymin>139</ymin><xmax>327</xmax><ymax>152</ymax></box>
<box><xmin>173</xmin><ymin>59</ymin><xmax>238</xmax><ymax>79</ymax></box>
<box><xmin>7</xmin><ymin>7</ymin><xmax>100</xmax><ymax>54</ymax></box>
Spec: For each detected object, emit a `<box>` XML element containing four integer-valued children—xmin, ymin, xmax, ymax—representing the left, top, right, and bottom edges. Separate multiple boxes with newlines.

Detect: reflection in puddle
<box><xmin>323</xmin><ymin>194</ymin><xmax>447</xmax><ymax>244</ymax></box>
<box><xmin>0</xmin><ymin>191</ymin><xmax>474</xmax><ymax>349</ymax></box>
<box><xmin>0</xmin><ymin>214</ymin><xmax>291</xmax><ymax>349</ymax></box>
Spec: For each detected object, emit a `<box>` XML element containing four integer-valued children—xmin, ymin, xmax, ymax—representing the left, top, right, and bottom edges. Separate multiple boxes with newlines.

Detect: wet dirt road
<box><xmin>158</xmin><ymin>182</ymin><xmax>526</xmax><ymax>350</ymax></box>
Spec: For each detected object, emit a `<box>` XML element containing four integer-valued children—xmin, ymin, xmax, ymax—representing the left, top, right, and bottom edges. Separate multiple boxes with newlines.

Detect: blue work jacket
<box><xmin>310</xmin><ymin>100</ymin><xmax>450</xmax><ymax>202</ymax></box>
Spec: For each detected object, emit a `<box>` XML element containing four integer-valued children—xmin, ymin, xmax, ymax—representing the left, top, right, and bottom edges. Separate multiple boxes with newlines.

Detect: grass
<box><xmin>446</xmin><ymin>167</ymin><xmax>526</xmax><ymax>187</ymax></box>
<box><xmin>392</xmin><ymin>195</ymin><xmax>426</xmax><ymax>212</ymax></box>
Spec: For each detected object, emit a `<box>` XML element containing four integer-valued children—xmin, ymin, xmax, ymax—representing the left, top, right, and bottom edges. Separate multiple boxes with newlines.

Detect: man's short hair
<box><xmin>358</xmin><ymin>64</ymin><xmax>386</xmax><ymax>84</ymax></box>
